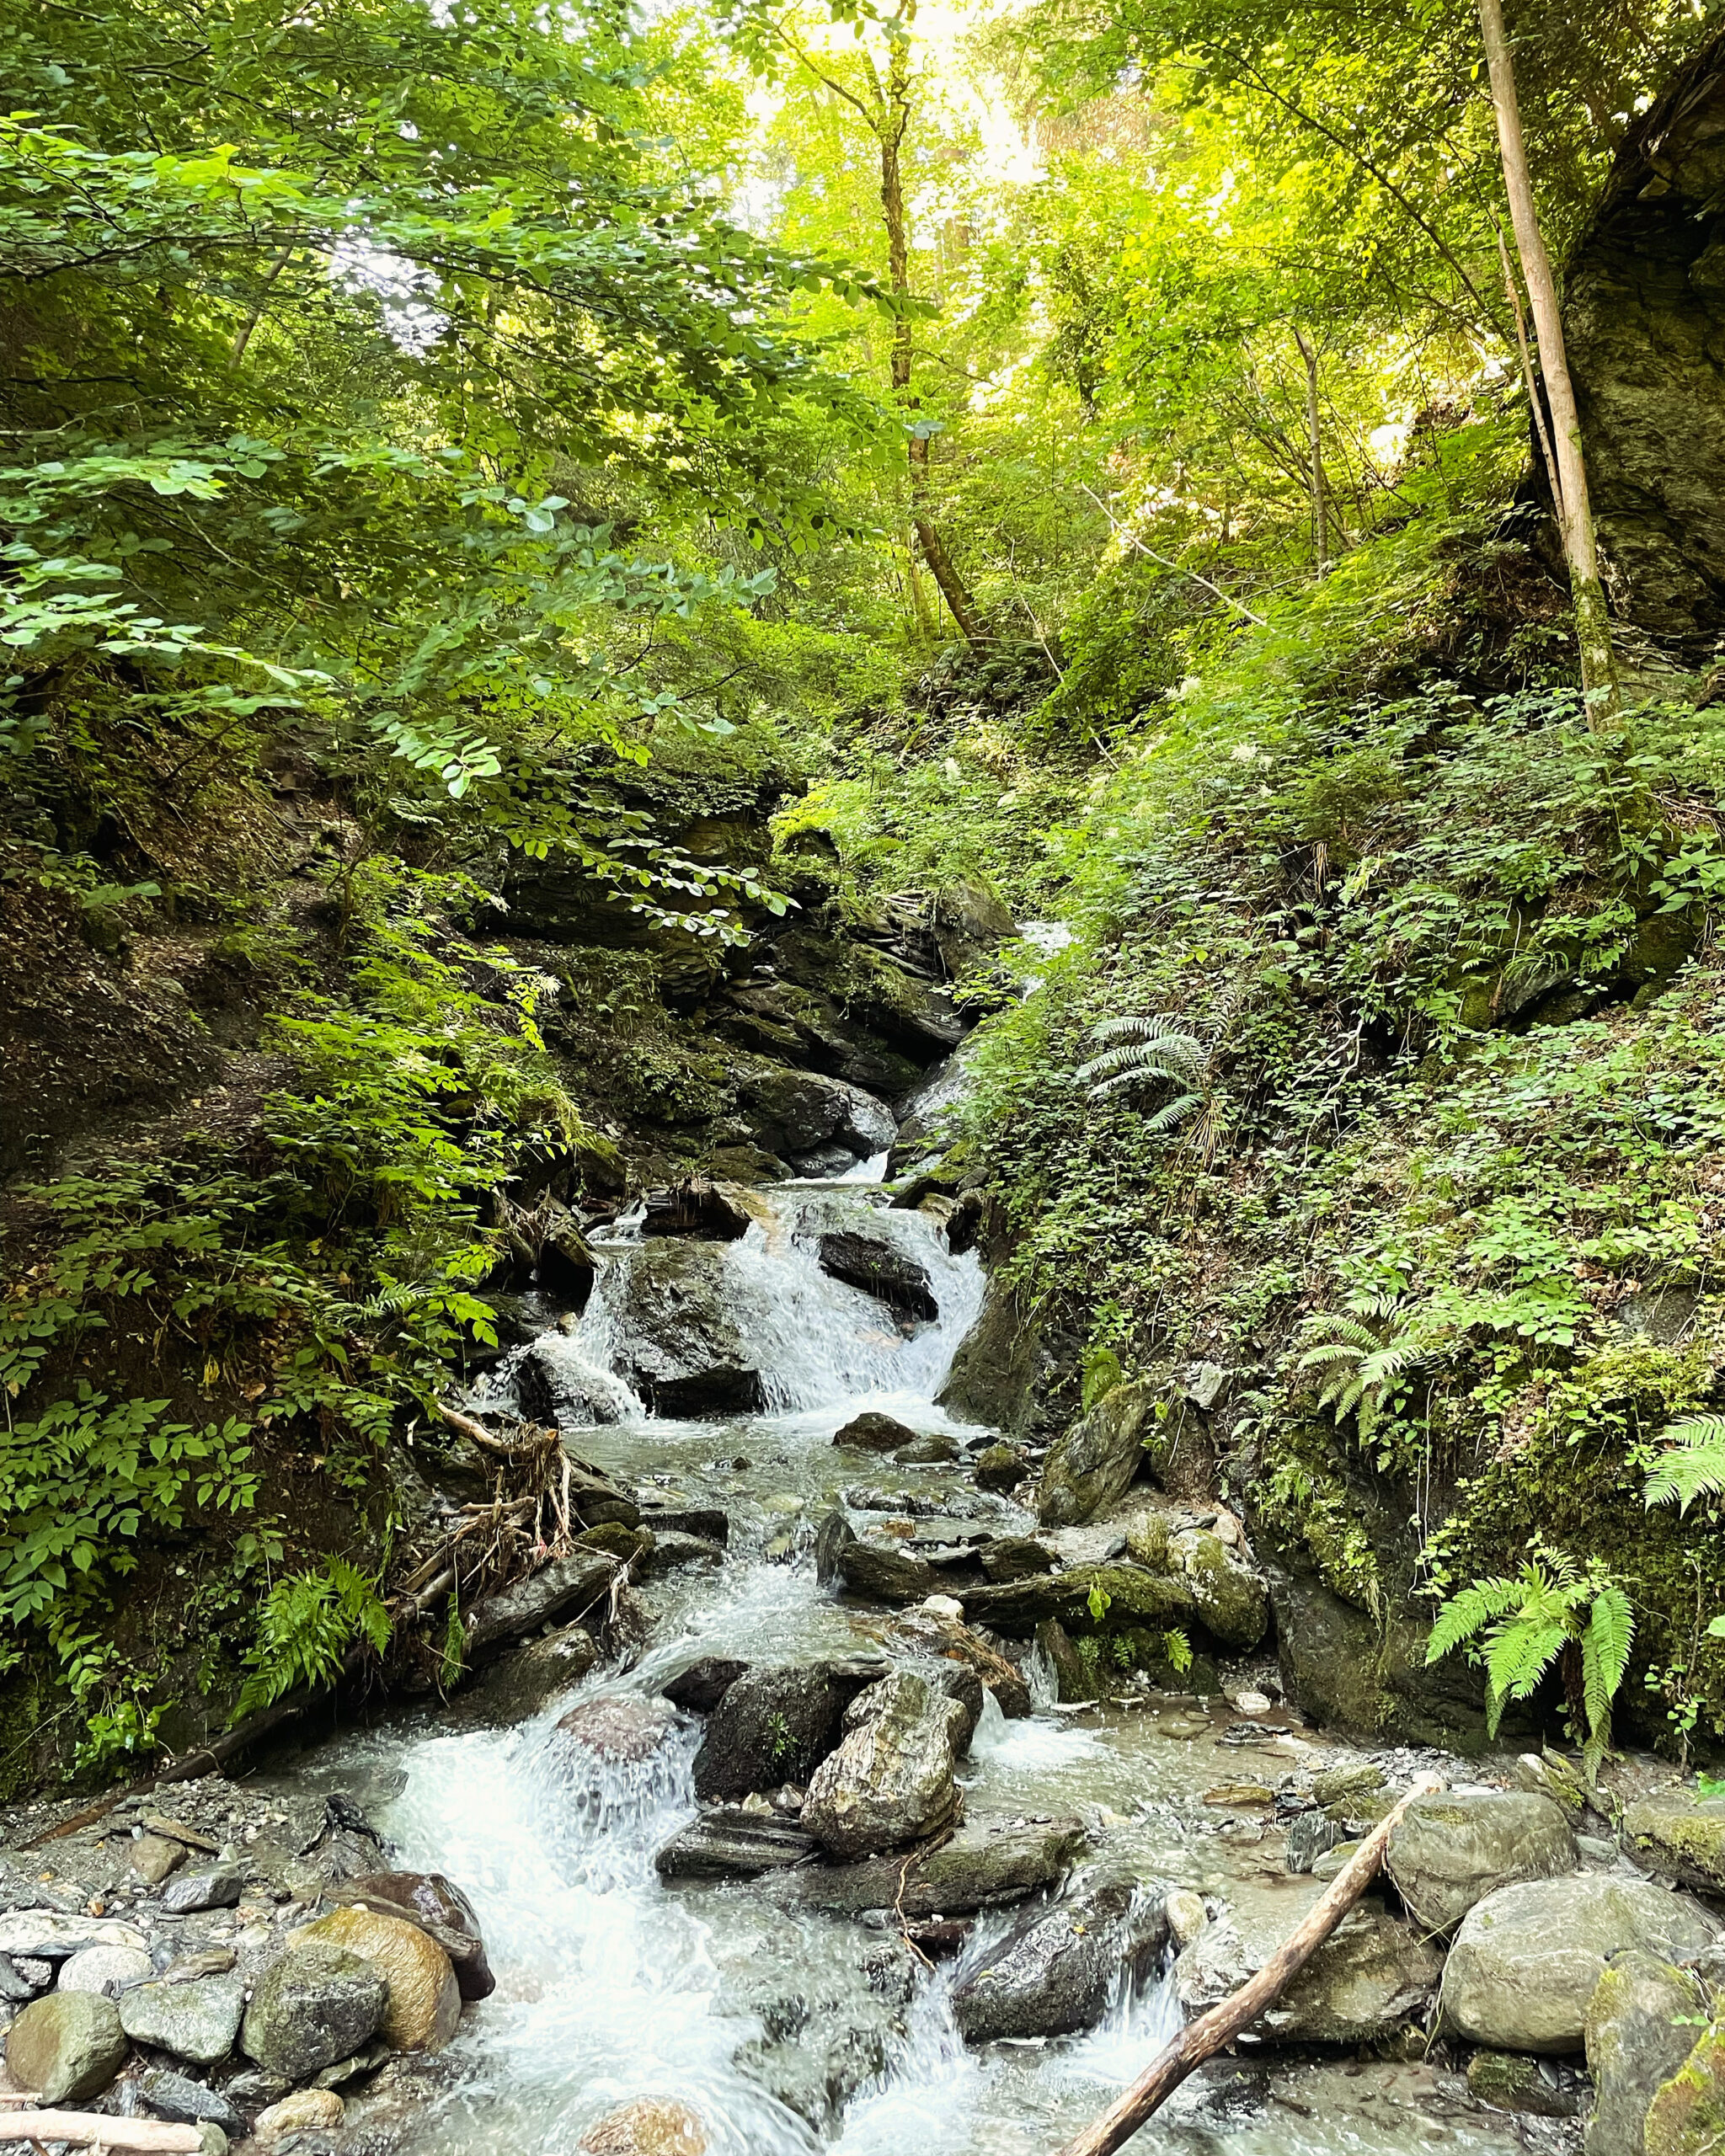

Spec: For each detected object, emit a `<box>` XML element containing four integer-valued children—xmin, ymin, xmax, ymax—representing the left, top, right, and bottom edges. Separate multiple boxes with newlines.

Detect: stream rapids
<box><xmin>305</xmin><ymin>1169</ymin><xmax>1520</xmax><ymax>2156</ymax></box>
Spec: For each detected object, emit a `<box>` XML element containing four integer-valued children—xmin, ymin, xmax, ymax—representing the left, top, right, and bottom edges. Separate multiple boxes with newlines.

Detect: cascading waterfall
<box><xmin>339</xmin><ymin>1145</ymin><xmax>1516</xmax><ymax>2156</ymax></box>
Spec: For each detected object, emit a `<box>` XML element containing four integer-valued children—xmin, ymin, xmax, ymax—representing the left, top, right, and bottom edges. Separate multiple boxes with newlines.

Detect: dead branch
<box><xmin>1053</xmin><ymin>1773</ymin><xmax>1444</xmax><ymax>2156</ymax></box>
<box><xmin>0</xmin><ymin>2111</ymin><xmax>202</xmax><ymax>2150</ymax></box>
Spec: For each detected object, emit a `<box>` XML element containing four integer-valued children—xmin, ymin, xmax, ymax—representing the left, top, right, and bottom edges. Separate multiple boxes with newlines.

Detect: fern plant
<box><xmin>1297</xmin><ymin>1294</ymin><xmax>1434</xmax><ymax>1443</ymax></box>
<box><xmin>1644</xmin><ymin>1416</ymin><xmax>1725</xmax><ymax>1515</ymax></box>
<box><xmin>1425</xmin><ymin>1549</ymin><xmax>1634</xmax><ymax>1778</ymax></box>
<box><xmin>1076</xmin><ymin>1013</ymin><xmax>1225</xmax><ymax>1158</ymax></box>
<box><xmin>233</xmin><ymin>1556</ymin><xmax>392</xmax><ymax>1721</ymax></box>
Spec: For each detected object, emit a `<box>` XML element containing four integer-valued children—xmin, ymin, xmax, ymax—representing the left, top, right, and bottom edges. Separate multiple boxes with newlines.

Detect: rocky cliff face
<box><xmin>1567</xmin><ymin>28</ymin><xmax>1725</xmax><ymax>660</ymax></box>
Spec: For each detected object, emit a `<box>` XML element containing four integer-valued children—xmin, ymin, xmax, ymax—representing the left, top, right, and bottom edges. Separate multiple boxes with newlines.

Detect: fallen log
<box><xmin>0</xmin><ymin>2111</ymin><xmax>202</xmax><ymax>2151</ymax></box>
<box><xmin>1053</xmin><ymin>1771</ymin><xmax>1443</xmax><ymax>2156</ymax></box>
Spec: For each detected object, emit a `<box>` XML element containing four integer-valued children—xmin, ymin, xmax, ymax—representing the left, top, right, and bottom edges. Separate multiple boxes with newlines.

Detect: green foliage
<box><xmin>1298</xmin><ymin>1295</ymin><xmax>1436</xmax><ymax>1444</ymax></box>
<box><xmin>234</xmin><ymin>1558</ymin><xmax>392</xmax><ymax>1721</ymax></box>
<box><xmin>1426</xmin><ymin>1550</ymin><xmax>1634</xmax><ymax>1774</ymax></box>
<box><xmin>1645</xmin><ymin>1417</ymin><xmax>1725</xmax><ymax>1516</ymax></box>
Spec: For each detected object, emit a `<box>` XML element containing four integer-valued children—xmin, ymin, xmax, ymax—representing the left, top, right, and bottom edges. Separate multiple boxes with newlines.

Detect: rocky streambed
<box><xmin>4</xmin><ymin>1169</ymin><xmax>1725</xmax><ymax>2156</ymax></box>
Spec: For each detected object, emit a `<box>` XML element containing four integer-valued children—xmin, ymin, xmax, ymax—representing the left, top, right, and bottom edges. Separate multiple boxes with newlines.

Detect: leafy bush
<box><xmin>234</xmin><ymin>1558</ymin><xmax>393</xmax><ymax>1721</ymax></box>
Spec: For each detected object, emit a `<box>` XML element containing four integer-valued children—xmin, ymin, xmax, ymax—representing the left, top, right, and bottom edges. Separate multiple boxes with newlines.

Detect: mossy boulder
<box><xmin>1035</xmin><ymin>1380</ymin><xmax>1160</xmax><ymax>1527</ymax></box>
<box><xmin>5</xmin><ymin>1991</ymin><xmax>127</xmax><ymax>2104</ymax></box>
<box><xmin>1584</xmin><ymin>1951</ymin><xmax>1713</xmax><ymax>2156</ymax></box>
<box><xmin>1646</xmin><ymin>2026</ymin><xmax>1725</xmax><ymax>2156</ymax></box>
<box><xmin>1173</xmin><ymin>1529</ymin><xmax>1268</xmax><ymax>1651</ymax></box>
<box><xmin>1622</xmin><ymin>1788</ymin><xmax>1725</xmax><ymax>1897</ymax></box>
<box><xmin>1386</xmin><ymin>1790</ymin><xmax>1577</xmax><ymax>1937</ymax></box>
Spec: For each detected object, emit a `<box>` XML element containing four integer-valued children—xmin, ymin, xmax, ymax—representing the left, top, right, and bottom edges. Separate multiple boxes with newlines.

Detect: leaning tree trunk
<box><xmin>1292</xmin><ymin>324</ymin><xmax>1330</xmax><ymax>571</ymax></box>
<box><xmin>878</xmin><ymin>56</ymin><xmax>985</xmax><ymax>647</ymax></box>
<box><xmin>1477</xmin><ymin>0</ymin><xmax>1620</xmax><ymax>723</ymax></box>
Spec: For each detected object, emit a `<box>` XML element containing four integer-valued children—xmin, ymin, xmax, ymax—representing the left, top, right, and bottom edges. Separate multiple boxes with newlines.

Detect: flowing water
<box><xmin>318</xmin><ymin>1168</ymin><xmax>1519</xmax><ymax>2156</ymax></box>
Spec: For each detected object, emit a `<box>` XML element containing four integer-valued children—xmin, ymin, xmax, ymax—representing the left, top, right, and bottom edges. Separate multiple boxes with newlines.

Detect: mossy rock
<box><xmin>1645</xmin><ymin>2026</ymin><xmax>1725</xmax><ymax>2156</ymax></box>
<box><xmin>578</xmin><ymin>1523</ymin><xmax>655</xmax><ymax>1564</ymax></box>
<box><xmin>1621</xmin><ymin>1789</ymin><xmax>1725</xmax><ymax>1897</ymax></box>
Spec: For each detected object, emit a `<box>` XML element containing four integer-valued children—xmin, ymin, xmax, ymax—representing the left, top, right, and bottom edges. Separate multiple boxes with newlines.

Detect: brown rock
<box><xmin>341</xmin><ymin>1872</ymin><xmax>494</xmax><ymax>2002</ymax></box>
<box><xmin>579</xmin><ymin>2097</ymin><xmax>708</xmax><ymax>2153</ymax></box>
<box><xmin>128</xmin><ymin>1833</ymin><xmax>187</xmax><ymax>1886</ymax></box>
<box><xmin>256</xmin><ymin>2088</ymin><xmax>345</xmax><ymax>2139</ymax></box>
<box><xmin>292</xmin><ymin>1907</ymin><xmax>462</xmax><ymax>2053</ymax></box>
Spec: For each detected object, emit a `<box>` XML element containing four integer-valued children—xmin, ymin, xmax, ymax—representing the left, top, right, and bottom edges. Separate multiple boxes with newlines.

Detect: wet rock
<box><xmin>140</xmin><ymin>2065</ymin><xmax>247</xmax><ymax>2135</ymax></box>
<box><xmin>662</xmin><ymin>1657</ymin><xmax>749</xmax><ymax>1714</ymax></box>
<box><xmin>692</xmin><ymin>1658</ymin><xmax>882</xmax><ymax>1801</ymax></box>
<box><xmin>1311</xmin><ymin>1762</ymin><xmax>1385</xmax><ymax>1807</ymax></box>
<box><xmin>1284</xmin><ymin>1813</ymin><xmax>1346</xmax><ymax>1874</ymax></box>
<box><xmin>769</xmin><ymin>1814</ymin><xmax>1088</xmax><ymax>1919</ymax></box>
<box><xmin>557</xmin><ymin>1695</ymin><xmax>678</xmax><ymax>1764</ymax></box>
<box><xmin>469</xmin><ymin>1621</ymin><xmax>598</xmax><ymax>1721</ymax></box>
<box><xmin>1386</xmin><ymin>1789</ymin><xmax>1577</xmax><ymax>1936</ymax></box>
<box><xmin>740</xmin><ymin>1068</ymin><xmax>895</xmax><ymax>1161</ymax></box>
<box><xmin>0</xmin><ymin>1951</ymin><xmax>35</xmax><ymax>2001</ymax></box>
<box><xmin>579</xmin><ymin>2096</ymin><xmax>708</xmax><ymax>2154</ymax></box>
<box><xmin>654</xmin><ymin>1811</ymin><xmax>819</xmax><ymax>1880</ymax></box>
<box><xmin>1584</xmin><ymin>1951</ymin><xmax>1713</xmax><ymax>2156</ymax></box>
<box><xmin>832</xmin><ymin>1411</ymin><xmax>920</xmax><ymax>1453</ymax></box>
<box><xmin>1250</xmin><ymin>1906</ymin><xmax>1442</xmax><ymax>2047</ymax></box>
<box><xmin>1442</xmin><ymin>1875</ymin><xmax>1719</xmax><ymax>2053</ymax></box>
<box><xmin>936</xmin><ymin>1268</ymin><xmax>1056</xmax><ymax>1438</ymax></box>
<box><xmin>603</xmin><ymin>1239</ymin><xmax>767</xmax><ymax>1415</ymax></box>
<box><xmin>931</xmin><ymin>878</ymin><xmax>1016</xmax><ymax>976</ymax></box>
<box><xmin>341</xmin><ymin>1872</ymin><xmax>494</xmax><ymax>2003</ymax></box>
<box><xmin>951</xmin><ymin>1874</ymin><xmax>1167</xmax><ymax>2041</ymax></box>
<box><xmin>640</xmin><ymin>1177</ymin><xmax>753</xmax><ymax>1241</ymax></box>
<box><xmin>802</xmin><ymin>1672</ymin><xmax>967</xmax><ymax>1859</ymax></box>
<box><xmin>162</xmin><ymin>1861</ymin><xmax>246</xmax><ymax>1914</ymax></box>
<box><xmin>816</xmin><ymin>1231</ymin><xmax>938</xmax><ymax>1326</ymax></box>
<box><xmin>639</xmin><ymin>1529</ymin><xmax>726</xmax><ymax>1574</ymax></box>
<box><xmin>56</xmin><ymin>1942</ymin><xmax>152</xmax><ymax>1995</ymax></box>
<box><xmin>241</xmin><ymin>1940</ymin><xmax>388</xmax><ymax>2079</ymax></box>
<box><xmin>577</xmin><ymin>1520</ymin><xmax>654</xmax><ymax>1563</ymax></box>
<box><xmin>963</xmin><ymin>1562</ymin><xmax>1199</xmax><ymax>1640</ymax></box>
<box><xmin>463</xmin><ymin>1548</ymin><xmax>620</xmax><ymax>1660</ymax></box>
<box><xmin>734</xmin><ymin>2020</ymin><xmax>890</xmax><ymax>2130</ymax></box>
<box><xmin>1037</xmin><ymin>1380</ymin><xmax>1159</xmax><ymax>1527</ymax></box>
<box><xmin>1175</xmin><ymin>1913</ymin><xmax>1252</xmax><ymax>2014</ymax></box>
<box><xmin>1645</xmin><ymin>2025</ymin><xmax>1725</xmax><ymax>2156</ymax></box>
<box><xmin>119</xmin><ymin>1973</ymin><xmax>246</xmax><ymax>2063</ymax></box>
<box><xmin>292</xmin><ymin>1907</ymin><xmax>461</xmax><ymax>2053</ymax></box>
<box><xmin>1035</xmin><ymin>1617</ymin><xmax>1101</xmax><ymax>1702</ymax></box>
<box><xmin>922</xmin><ymin>1659</ymin><xmax>985</xmax><ymax>1750</ymax></box>
<box><xmin>979</xmin><ymin>1534</ymin><xmax>1054</xmax><ymax>1581</ymax></box>
<box><xmin>638</xmin><ymin>1504</ymin><xmax>729</xmax><ymax>1545</ymax></box>
<box><xmin>818</xmin><ymin>1513</ymin><xmax>937</xmax><ymax>1604</ymax></box>
<box><xmin>513</xmin><ymin>1337</ymin><xmax>625</xmax><ymax>1429</ymax></box>
<box><xmin>889</xmin><ymin>1607</ymin><xmax>1032</xmax><ymax>1718</ymax></box>
<box><xmin>537</xmin><ymin>1219</ymin><xmax>596</xmax><ymax>1305</ymax></box>
<box><xmin>1269</xmin><ymin>1566</ymin><xmax>1493</xmax><ymax>1752</ymax></box>
<box><xmin>972</xmin><ymin>1445</ymin><xmax>1028</xmax><ymax>1496</ymax></box>
<box><xmin>1166</xmin><ymin>1889</ymin><xmax>1209</xmax><ymax>1951</ymax></box>
<box><xmin>1622</xmin><ymin>1788</ymin><xmax>1725</xmax><ymax>1897</ymax></box>
<box><xmin>256</xmin><ymin>2087</ymin><xmax>345</xmax><ymax>2138</ymax></box>
<box><xmin>4</xmin><ymin>1989</ymin><xmax>127</xmax><ymax>2102</ymax></box>
<box><xmin>895</xmin><ymin>1433</ymin><xmax>959</xmax><ymax>1465</ymax></box>
<box><xmin>1467</xmin><ymin>2051</ymin><xmax>1589</xmax><ymax>2118</ymax></box>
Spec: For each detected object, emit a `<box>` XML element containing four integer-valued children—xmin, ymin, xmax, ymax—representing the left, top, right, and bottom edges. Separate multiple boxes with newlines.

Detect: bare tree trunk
<box><xmin>878</xmin><ymin>36</ymin><xmax>985</xmax><ymax>646</ymax></box>
<box><xmin>1292</xmin><ymin>324</ymin><xmax>1329</xmax><ymax>571</ymax></box>
<box><xmin>1055</xmin><ymin>1774</ymin><xmax>1443</xmax><ymax>2156</ymax></box>
<box><xmin>1477</xmin><ymin>0</ymin><xmax>1620</xmax><ymax>723</ymax></box>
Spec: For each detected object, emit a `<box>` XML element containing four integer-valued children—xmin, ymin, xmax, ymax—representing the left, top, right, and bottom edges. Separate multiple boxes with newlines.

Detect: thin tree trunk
<box><xmin>878</xmin><ymin>39</ymin><xmax>985</xmax><ymax>646</ymax></box>
<box><xmin>0</xmin><ymin>2113</ymin><xmax>201</xmax><ymax>2152</ymax></box>
<box><xmin>1292</xmin><ymin>325</ymin><xmax>1329</xmax><ymax>571</ymax></box>
<box><xmin>1496</xmin><ymin>224</ymin><xmax>1566</xmax><ymax>525</ymax></box>
<box><xmin>1477</xmin><ymin>0</ymin><xmax>1619</xmax><ymax>723</ymax></box>
<box><xmin>1055</xmin><ymin>1774</ymin><xmax>1443</xmax><ymax>2156</ymax></box>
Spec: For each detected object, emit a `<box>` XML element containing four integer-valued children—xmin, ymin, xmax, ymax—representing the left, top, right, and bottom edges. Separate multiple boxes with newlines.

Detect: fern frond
<box><xmin>1078</xmin><ymin>1040</ymin><xmax>1207</xmax><ymax>1089</ymax></box>
<box><xmin>1644</xmin><ymin>1417</ymin><xmax>1725</xmax><ymax>1513</ymax></box>
<box><xmin>1581</xmin><ymin>1587</ymin><xmax>1634</xmax><ymax>1749</ymax></box>
<box><xmin>1483</xmin><ymin>1616</ymin><xmax>1569</xmax><ymax>1709</ymax></box>
<box><xmin>1426</xmin><ymin>1577</ymin><xmax>1520</xmax><ymax>1662</ymax></box>
<box><xmin>1143</xmin><ymin>1091</ymin><xmax>1202</xmax><ymax>1134</ymax></box>
<box><xmin>1089</xmin><ymin>1014</ymin><xmax>1194</xmax><ymax>1046</ymax></box>
<box><xmin>1299</xmin><ymin>1315</ymin><xmax>1383</xmax><ymax>1354</ymax></box>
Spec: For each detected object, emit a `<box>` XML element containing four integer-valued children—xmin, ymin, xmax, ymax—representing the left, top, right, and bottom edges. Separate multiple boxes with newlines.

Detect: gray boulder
<box><xmin>1622</xmin><ymin>1787</ymin><xmax>1725</xmax><ymax>1897</ymax></box>
<box><xmin>1584</xmin><ymin>1951</ymin><xmax>1714</xmax><ymax>2156</ymax></box>
<box><xmin>119</xmin><ymin>1973</ymin><xmax>246</xmax><ymax>2064</ymax></box>
<box><xmin>692</xmin><ymin>1658</ymin><xmax>883</xmax><ymax>1801</ymax></box>
<box><xmin>240</xmin><ymin>1940</ymin><xmax>388</xmax><ymax>2080</ymax></box>
<box><xmin>1442</xmin><ymin>1875</ymin><xmax>1719</xmax><ymax>2053</ymax></box>
<box><xmin>4</xmin><ymin>1990</ymin><xmax>127</xmax><ymax>2103</ymax></box>
<box><xmin>1251</xmin><ymin>1905</ymin><xmax>1442</xmax><ymax>2047</ymax></box>
<box><xmin>769</xmin><ymin>1814</ymin><xmax>1088</xmax><ymax>1919</ymax></box>
<box><xmin>654</xmin><ymin>1812</ymin><xmax>819</xmax><ymax>1881</ymax></box>
<box><xmin>662</xmin><ymin>1656</ymin><xmax>748</xmax><ymax>1714</ymax></box>
<box><xmin>952</xmin><ymin>1875</ymin><xmax>1167</xmax><ymax>2041</ymax></box>
<box><xmin>56</xmin><ymin>1942</ymin><xmax>152</xmax><ymax>1995</ymax></box>
<box><xmin>462</xmin><ymin>1549</ymin><xmax>618</xmax><ymax>1660</ymax></box>
<box><xmin>802</xmin><ymin>1672</ymin><xmax>967</xmax><ymax>1860</ymax></box>
<box><xmin>1171</xmin><ymin>1529</ymin><xmax>1269</xmax><ymax>1651</ymax></box>
<box><xmin>601</xmin><ymin>1239</ymin><xmax>767</xmax><ymax>1415</ymax></box>
<box><xmin>161</xmin><ymin>1862</ymin><xmax>246</xmax><ymax>1915</ymax></box>
<box><xmin>740</xmin><ymin>1067</ymin><xmax>895</xmax><ymax>1161</ymax></box>
<box><xmin>816</xmin><ymin>1230</ymin><xmax>938</xmax><ymax>1326</ymax></box>
<box><xmin>1386</xmin><ymin>1789</ymin><xmax>1578</xmax><ymax>1935</ymax></box>
<box><xmin>140</xmin><ymin>2066</ymin><xmax>247</xmax><ymax>2136</ymax></box>
<box><xmin>1037</xmin><ymin>1380</ymin><xmax>1159</xmax><ymax>1527</ymax></box>
<box><xmin>815</xmin><ymin>1513</ymin><xmax>937</xmax><ymax>1604</ymax></box>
